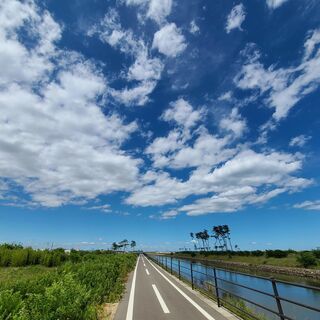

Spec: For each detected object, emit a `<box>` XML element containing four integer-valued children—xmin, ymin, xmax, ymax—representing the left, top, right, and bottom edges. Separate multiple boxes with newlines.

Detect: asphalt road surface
<box><xmin>114</xmin><ymin>254</ymin><xmax>236</xmax><ymax>320</ymax></box>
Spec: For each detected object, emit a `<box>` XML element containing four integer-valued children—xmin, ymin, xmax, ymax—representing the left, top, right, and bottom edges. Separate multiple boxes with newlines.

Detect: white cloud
<box><xmin>0</xmin><ymin>1</ymin><xmax>61</xmax><ymax>87</ymax></box>
<box><xmin>88</xmin><ymin>9</ymin><xmax>163</xmax><ymax>106</ymax></box>
<box><xmin>152</xmin><ymin>23</ymin><xmax>187</xmax><ymax>57</ymax></box>
<box><xmin>289</xmin><ymin>135</ymin><xmax>311</xmax><ymax>147</ymax></box>
<box><xmin>266</xmin><ymin>0</ymin><xmax>289</xmax><ymax>9</ymax></box>
<box><xmin>219</xmin><ymin>108</ymin><xmax>247</xmax><ymax>138</ymax></box>
<box><xmin>86</xmin><ymin>204</ymin><xmax>112</xmax><ymax>213</ymax></box>
<box><xmin>218</xmin><ymin>91</ymin><xmax>233</xmax><ymax>102</ymax></box>
<box><xmin>162</xmin><ymin>98</ymin><xmax>204</xmax><ymax>129</ymax></box>
<box><xmin>147</xmin><ymin>0</ymin><xmax>172</xmax><ymax>24</ymax></box>
<box><xmin>110</xmin><ymin>81</ymin><xmax>157</xmax><ymax>106</ymax></box>
<box><xmin>125</xmin><ymin>171</ymin><xmax>189</xmax><ymax>206</ymax></box>
<box><xmin>127</xmin><ymin>148</ymin><xmax>310</xmax><ymax>211</ymax></box>
<box><xmin>190</xmin><ymin>20</ymin><xmax>200</xmax><ymax>34</ymax></box>
<box><xmin>145</xmin><ymin>100</ymin><xmax>233</xmax><ymax>170</ymax></box>
<box><xmin>0</xmin><ymin>0</ymin><xmax>141</xmax><ymax>207</ymax></box>
<box><xmin>124</xmin><ymin>0</ymin><xmax>172</xmax><ymax>24</ymax></box>
<box><xmin>294</xmin><ymin>200</ymin><xmax>320</xmax><ymax>211</ymax></box>
<box><xmin>160</xmin><ymin>209</ymin><xmax>179</xmax><ymax>220</ymax></box>
<box><xmin>127</xmin><ymin>53</ymin><xmax>163</xmax><ymax>82</ymax></box>
<box><xmin>235</xmin><ymin>29</ymin><xmax>320</xmax><ymax>120</ymax></box>
<box><xmin>225</xmin><ymin>4</ymin><xmax>246</xmax><ymax>34</ymax></box>
<box><xmin>159</xmin><ymin>132</ymin><xmax>236</xmax><ymax>169</ymax></box>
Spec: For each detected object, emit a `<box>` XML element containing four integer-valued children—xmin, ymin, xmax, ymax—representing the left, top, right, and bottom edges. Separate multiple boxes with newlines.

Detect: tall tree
<box><xmin>203</xmin><ymin>229</ymin><xmax>210</xmax><ymax>251</ymax></box>
<box><xmin>222</xmin><ymin>225</ymin><xmax>233</xmax><ymax>251</ymax></box>
<box><xmin>190</xmin><ymin>232</ymin><xmax>197</xmax><ymax>250</ymax></box>
<box><xmin>130</xmin><ymin>240</ymin><xmax>136</xmax><ymax>251</ymax></box>
<box><xmin>118</xmin><ymin>239</ymin><xmax>129</xmax><ymax>251</ymax></box>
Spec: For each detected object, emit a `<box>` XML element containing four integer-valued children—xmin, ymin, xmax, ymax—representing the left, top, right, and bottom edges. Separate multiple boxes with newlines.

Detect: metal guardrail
<box><xmin>146</xmin><ymin>254</ymin><xmax>320</xmax><ymax>320</ymax></box>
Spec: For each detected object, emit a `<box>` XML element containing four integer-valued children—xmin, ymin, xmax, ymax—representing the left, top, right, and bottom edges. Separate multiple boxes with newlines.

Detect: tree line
<box><xmin>190</xmin><ymin>225</ymin><xmax>234</xmax><ymax>251</ymax></box>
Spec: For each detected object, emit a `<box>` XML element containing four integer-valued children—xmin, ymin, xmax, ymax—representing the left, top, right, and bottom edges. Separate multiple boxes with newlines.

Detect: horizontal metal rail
<box><xmin>165</xmin><ymin>254</ymin><xmax>320</xmax><ymax>290</ymax></box>
<box><xmin>148</xmin><ymin>254</ymin><xmax>320</xmax><ymax>320</ymax></box>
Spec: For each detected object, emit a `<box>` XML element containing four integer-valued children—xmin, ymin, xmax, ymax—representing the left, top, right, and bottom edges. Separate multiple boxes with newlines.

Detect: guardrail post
<box><xmin>213</xmin><ymin>267</ymin><xmax>221</xmax><ymax>307</ymax></box>
<box><xmin>165</xmin><ymin>256</ymin><xmax>168</xmax><ymax>270</ymax></box>
<box><xmin>271</xmin><ymin>278</ymin><xmax>285</xmax><ymax>320</ymax></box>
<box><xmin>178</xmin><ymin>259</ymin><xmax>181</xmax><ymax>280</ymax></box>
<box><xmin>190</xmin><ymin>261</ymin><xmax>194</xmax><ymax>289</ymax></box>
<box><xmin>170</xmin><ymin>256</ymin><xmax>173</xmax><ymax>274</ymax></box>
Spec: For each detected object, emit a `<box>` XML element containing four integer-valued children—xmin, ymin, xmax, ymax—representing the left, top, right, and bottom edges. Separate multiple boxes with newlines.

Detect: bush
<box><xmin>17</xmin><ymin>274</ymin><xmax>95</xmax><ymax>320</ymax></box>
<box><xmin>0</xmin><ymin>290</ymin><xmax>23</xmax><ymax>319</ymax></box>
<box><xmin>0</xmin><ymin>253</ymin><xmax>136</xmax><ymax>319</ymax></box>
<box><xmin>312</xmin><ymin>250</ymin><xmax>320</xmax><ymax>259</ymax></box>
<box><xmin>251</xmin><ymin>250</ymin><xmax>264</xmax><ymax>257</ymax></box>
<box><xmin>266</xmin><ymin>250</ymin><xmax>288</xmax><ymax>258</ymax></box>
<box><xmin>297</xmin><ymin>252</ymin><xmax>317</xmax><ymax>268</ymax></box>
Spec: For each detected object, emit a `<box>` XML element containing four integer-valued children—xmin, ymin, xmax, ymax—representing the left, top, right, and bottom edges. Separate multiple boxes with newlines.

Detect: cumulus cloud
<box><xmin>0</xmin><ymin>0</ymin><xmax>140</xmax><ymax>207</ymax></box>
<box><xmin>152</xmin><ymin>23</ymin><xmax>187</xmax><ymax>57</ymax></box>
<box><xmin>266</xmin><ymin>0</ymin><xmax>289</xmax><ymax>9</ymax></box>
<box><xmin>147</xmin><ymin>0</ymin><xmax>172</xmax><ymax>24</ymax></box>
<box><xmin>0</xmin><ymin>0</ymin><xmax>313</xmax><ymax>218</ymax></box>
<box><xmin>294</xmin><ymin>200</ymin><xmax>320</xmax><ymax>211</ymax></box>
<box><xmin>88</xmin><ymin>9</ymin><xmax>163</xmax><ymax>106</ymax></box>
<box><xmin>161</xmin><ymin>98</ymin><xmax>204</xmax><ymax>129</ymax></box>
<box><xmin>147</xmin><ymin>131</ymin><xmax>236</xmax><ymax>169</ymax></box>
<box><xmin>225</xmin><ymin>4</ymin><xmax>246</xmax><ymax>34</ymax></box>
<box><xmin>219</xmin><ymin>108</ymin><xmax>247</xmax><ymax>138</ymax></box>
<box><xmin>144</xmin><ymin>99</ymin><xmax>233</xmax><ymax>169</ymax></box>
<box><xmin>125</xmin><ymin>0</ymin><xmax>172</xmax><ymax>24</ymax></box>
<box><xmin>289</xmin><ymin>135</ymin><xmax>311</xmax><ymax>147</ymax></box>
<box><xmin>235</xmin><ymin>29</ymin><xmax>320</xmax><ymax>120</ymax></box>
<box><xmin>127</xmin><ymin>148</ymin><xmax>311</xmax><ymax>211</ymax></box>
<box><xmin>145</xmin><ymin>99</ymin><xmax>205</xmax><ymax>166</ymax></box>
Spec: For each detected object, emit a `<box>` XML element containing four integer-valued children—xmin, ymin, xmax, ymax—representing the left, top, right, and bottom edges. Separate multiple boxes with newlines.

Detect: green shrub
<box><xmin>17</xmin><ymin>273</ymin><xmax>96</xmax><ymax>320</ymax></box>
<box><xmin>0</xmin><ymin>253</ymin><xmax>136</xmax><ymax>319</ymax></box>
<box><xmin>0</xmin><ymin>248</ymin><xmax>12</xmax><ymax>267</ymax></box>
<box><xmin>312</xmin><ymin>250</ymin><xmax>320</xmax><ymax>259</ymax></box>
<box><xmin>0</xmin><ymin>290</ymin><xmax>23</xmax><ymax>319</ymax></box>
<box><xmin>11</xmin><ymin>249</ymin><xmax>29</xmax><ymax>267</ymax></box>
<box><xmin>265</xmin><ymin>250</ymin><xmax>288</xmax><ymax>258</ymax></box>
<box><xmin>297</xmin><ymin>252</ymin><xmax>317</xmax><ymax>268</ymax></box>
<box><xmin>251</xmin><ymin>250</ymin><xmax>264</xmax><ymax>257</ymax></box>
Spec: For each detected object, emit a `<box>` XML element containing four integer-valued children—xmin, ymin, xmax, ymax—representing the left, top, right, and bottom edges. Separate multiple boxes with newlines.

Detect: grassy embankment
<box><xmin>173</xmin><ymin>249</ymin><xmax>320</xmax><ymax>269</ymax></box>
<box><xmin>0</xmin><ymin>244</ymin><xmax>136</xmax><ymax>320</ymax></box>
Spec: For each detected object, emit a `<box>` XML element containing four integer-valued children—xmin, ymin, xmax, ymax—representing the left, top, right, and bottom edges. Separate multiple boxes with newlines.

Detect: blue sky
<box><xmin>0</xmin><ymin>0</ymin><xmax>320</xmax><ymax>251</ymax></box>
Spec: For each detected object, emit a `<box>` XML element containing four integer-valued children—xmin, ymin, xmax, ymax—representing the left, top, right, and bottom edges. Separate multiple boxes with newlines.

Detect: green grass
<box><xmin>221</xmin><ymin>294</ymin><xmax>268</xmax><ymax>320</ymax></box>
<box><xmin>174</xmin><ymin>253</ymin><xmax>320</xmax><ymax>269</ymax></box>
<box><xmin>0</xmin><ymin>266</ymin><xmax>55</xmax><ymax>287</ymax></box>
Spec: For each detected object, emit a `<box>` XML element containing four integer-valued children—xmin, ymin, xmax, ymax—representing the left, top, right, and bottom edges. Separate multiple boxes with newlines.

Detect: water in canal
<box><xmin>153</xmin><ymin>256</ymin><xmax>320</xmax><ymax>320</ymax></box>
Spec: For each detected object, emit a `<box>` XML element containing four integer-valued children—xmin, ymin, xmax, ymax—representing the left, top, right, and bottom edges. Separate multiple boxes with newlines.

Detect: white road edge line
<box><xmin>152</xmin><ymin>284</ymin><xmax>170</xmax><ymax>314</ymax></box>
<box><xmin>145</xmin><ymin>256</ymin><xmax>216</xmax><ymax>320</ymax></box>
<box><xmin>145</xmin><ymin>268</ymin><xmax>150</xmax><ymax>275</ymax></box>
<box><xmin>126</xmin><ymin>255</ymin><xmax>139</xmax><ymax>320</ymax></box>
